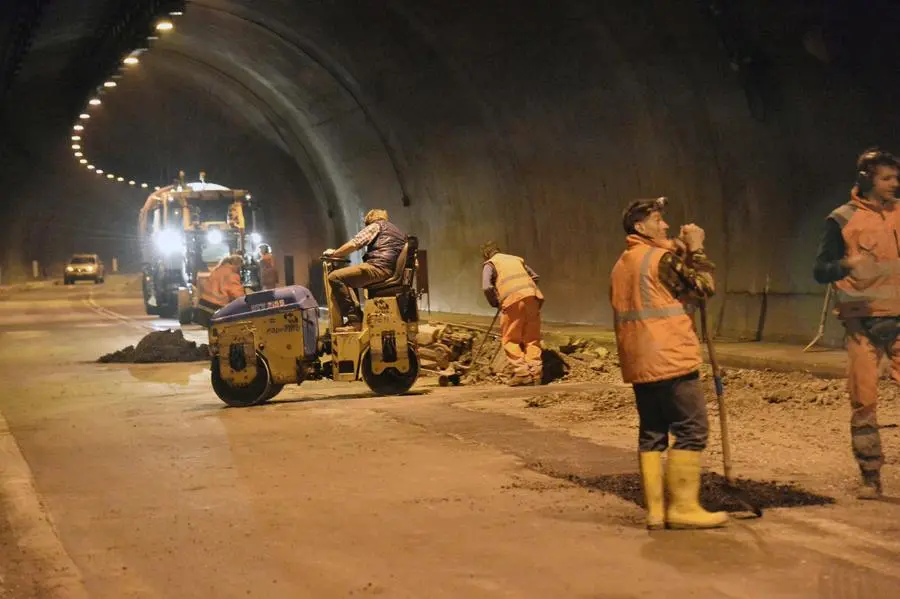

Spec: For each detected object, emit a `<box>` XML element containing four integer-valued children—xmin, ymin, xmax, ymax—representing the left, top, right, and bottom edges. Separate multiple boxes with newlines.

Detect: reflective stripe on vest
<box><xmin>833</xmin><ymin>195</ymin><xmax>900</xmax><ymax>318</ymax></box>
<box><xmin>488</xmin><ymin>253</ymin><xmax>539</xmax><ymax>308</ymax></box>
<box><xmin>613</xmin><ymin>248</ymin><xmax>692</xmax><ymax>323</ymax></box>
<box><xmin>610</xmin><ymin>237</ymin><xmax>701</xmax><ymax>384</ymax></box>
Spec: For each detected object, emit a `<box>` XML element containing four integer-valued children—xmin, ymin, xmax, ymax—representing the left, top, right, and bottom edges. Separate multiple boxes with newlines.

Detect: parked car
<box><xmin>64</xmin><ymin>254</ymin><xmax>105</xmax><ymax>284</ymax></box>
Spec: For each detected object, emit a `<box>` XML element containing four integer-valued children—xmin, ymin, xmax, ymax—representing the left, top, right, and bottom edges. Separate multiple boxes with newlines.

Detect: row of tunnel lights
<box><xmin>70</xmin><ymin>11</ymin><xmax>183</xmax><ymax>191</ymax></box>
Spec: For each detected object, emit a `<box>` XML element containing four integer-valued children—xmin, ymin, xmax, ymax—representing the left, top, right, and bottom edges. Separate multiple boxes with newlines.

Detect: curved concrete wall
<box><xmin>2</xmin><ymin>0</ymin><xmax>899</xmax><ymax>344</ymax></box>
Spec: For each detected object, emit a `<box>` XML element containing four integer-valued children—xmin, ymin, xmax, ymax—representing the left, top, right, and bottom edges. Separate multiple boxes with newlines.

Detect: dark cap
<box><xmin>622</xmin><ymin>197</ymin><xmax>667</xmax><ymax>234</ymax></box>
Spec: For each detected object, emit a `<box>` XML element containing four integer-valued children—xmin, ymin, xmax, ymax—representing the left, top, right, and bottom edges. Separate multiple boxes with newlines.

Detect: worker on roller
<box><xmin>194</xmin><ymin>254</ymin><xmax>245</xmax><ymax>328</ymax></box>
<box><xmin>323</xmin><ymin>209</ymin><xmax>407</xmax><ymax>331</ymax></box>
<box><xmin>481</xmin><ymin>241</ymin><xmax>544</xmax><ymax>386</ymax></box>
<box><xmin>610</xmin><ymin>197</ymin><xmax>727</xmax><ymax>530</ymax></box>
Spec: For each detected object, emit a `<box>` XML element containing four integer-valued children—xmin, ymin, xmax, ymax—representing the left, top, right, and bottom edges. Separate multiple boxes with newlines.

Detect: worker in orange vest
<box><xmin>481</xmin><ymin>241</ymin><xmax>544</xmax><ymax>386</ymax></box>
<box><xmin>813</xmin><ymin>148</ymin><xmax>900</xmax><ymax>499</ymax></box>
<box><xmin>610</xmin><ymin>197</ymin><xmax>727</xmax><ymax>530</ymax></box>
<box><xmin>194</xmin><ymin>254</ymin><xmax>245</xmax><ymax>327</ymax></box>
<box><xmin>258</xmin><ymin>243</ymin><xmax>279</xmax><ymax>290</ymax></box>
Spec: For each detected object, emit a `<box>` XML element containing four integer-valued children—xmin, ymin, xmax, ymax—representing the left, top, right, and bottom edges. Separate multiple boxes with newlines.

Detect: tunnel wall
<box><xmin>177</xmin><ymin>0</ymin><xmax>894</xmax><ymax>343</ymax></box>
<box><xmin>4</xmin><ymin>0</ymin><xmax>899</xmax><ymax>347</ymax></box>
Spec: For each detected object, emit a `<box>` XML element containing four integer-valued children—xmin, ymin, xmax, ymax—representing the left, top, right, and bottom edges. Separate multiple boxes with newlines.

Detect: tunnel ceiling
<box><xmin>2</xmin><ymin>0</ymin><xmax>900</xmax><ymax>341</ymax></box>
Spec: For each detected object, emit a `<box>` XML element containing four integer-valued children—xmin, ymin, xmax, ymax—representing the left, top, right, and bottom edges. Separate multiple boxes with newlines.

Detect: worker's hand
<box><xmin>322</xmin><ymin>248</ymin><xmax>336</xmax><ymax>257</ymax></box>
<box><xmin>844</xmin><ymin>253</ymin><xmax>879</xmax><ymax>281</ymax></box>
<box><xmin>680</xmin><ymin>224</ymin><xmax>705</xmax><ymax>252</ymax></box>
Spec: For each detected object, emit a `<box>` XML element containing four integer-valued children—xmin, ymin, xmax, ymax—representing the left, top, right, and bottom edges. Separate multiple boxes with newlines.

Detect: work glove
<box><xmin>680</xmin><ymin>224</ymin><xmax>705</xmax><ymax>253</ymax></box>
<box><xmin>844</xmin><ymin>253</ymin><xmax>879</xmax><ymax>281</ymax></box>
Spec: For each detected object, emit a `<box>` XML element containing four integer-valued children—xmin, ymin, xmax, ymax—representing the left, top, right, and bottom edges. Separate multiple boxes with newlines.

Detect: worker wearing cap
<box><xmin>481</xmin><ymin>241</ymin><xmax>544</xmax><ymax>386</ymax></box>
<box><xmin>610</xmin><ymin>197</ymin><xmax>727</xmax><ymax>530</ymax></box>
<box><xmin>258</xmin><ymin>243</ymin><xmax>279</xmax><ymax>290</ymax></box>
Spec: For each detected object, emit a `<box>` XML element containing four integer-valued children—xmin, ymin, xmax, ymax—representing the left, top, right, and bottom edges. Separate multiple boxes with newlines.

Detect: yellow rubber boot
<box><xmin>639</xmin><ymin>452</ymin><xmax>665</xmax><ymax>530</ymax></box>
<box><xmin>666</xmin><ymin>449</ymin><xmax>728</xmax><ymax>529</ymax></box>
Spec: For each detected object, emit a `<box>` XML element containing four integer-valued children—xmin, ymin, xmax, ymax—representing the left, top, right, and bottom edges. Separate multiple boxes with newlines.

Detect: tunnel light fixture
<box><xmin>87</xmin><ymin>165</ymin><xmax>95</xmax><ymax>170</ymax></box>
<box><xmin>74</xmin><ymin>152</ymin><xmax>83</xmax><ymax>157</ymax></box>
<box><xmin>89</xmin><ymin>98</ymin><xmax>101</xmax><ymax>106</ymax></box>
<box><xmin>141</xmin><ymin>183</ymin><xmax>148</xmax><ymax>189</ymax></box>
<box><xmin>79</xmin><ymin>113</ymin><xmax>90</xmax><ymax>119</ymax></box>
<box><xmin>154</xmin><ymin>186</ymin><xmax>160</xmax><ymax>191</ymax></box>
<box><xmin>107</xmin><ymin>174</ymin><xmax>115</xmax><ymax>179</ymax></box>
<box><xmin>79</xmin><ymin>159</ymin><xmax>88</xmax><ymax>164</ymax></box>
<box><xmin>117</xmin><ymin>176</ymin><xmax>124</xmax><ymax>182</ymax></box>
<box><xmin>71</xmin><ymin>144</ymin><xmax>81</xmax><ymax>150</ymax></box>
<box><xmin>123</xmin><ymin>55</ymin><xmax>140</xmax><ymax>66</ymax></box>
<box><xmin>156</xmin><ymin>20</ymin><xmax>174</xmax><ymax>31</ymax></box>
<box><xmin>169</xmin><ymin>11</ymin><xmax>183</xmax><ymax>16</ymax></box>
<box><xmin>71</xmin><ymin>135</ymin><xmax>81</xmax><ymax>141</ymax></box>
<box><xmin>129</xmin><ymin>180</ymin><xmax>136</xmax><ymax>186</ymax></box>
<box><xmin>103</xmin><ymin>81</ymin><xmax>117</xmax><ymax>88</ymax></box>
<box><xmin>73</xmin><ymin>124</ymin><xmax>84</xmax><ymax>131</ymax></box>
<box><xmin>95</xmin><ymin>169</ymin><xmax>104</xmax><ymax>174</ymax></box>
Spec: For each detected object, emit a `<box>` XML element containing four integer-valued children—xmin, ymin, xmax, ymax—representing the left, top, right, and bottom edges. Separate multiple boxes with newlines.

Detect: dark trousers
<box><xmin>634</xmin><ymin>371</ymin><xmax>709</xmax><ymax>452</ymax></box>
<box><xmin>327</xmin><ymin>263</ymin><xmax>391</xmax><ymax>323</ymax></box>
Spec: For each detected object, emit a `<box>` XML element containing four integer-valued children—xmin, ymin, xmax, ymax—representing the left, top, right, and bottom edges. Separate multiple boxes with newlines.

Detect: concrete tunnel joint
<box><xmin>184</xmin><ymin>1</ymin><xmax>414</xmax><ymax>209</ymax></box>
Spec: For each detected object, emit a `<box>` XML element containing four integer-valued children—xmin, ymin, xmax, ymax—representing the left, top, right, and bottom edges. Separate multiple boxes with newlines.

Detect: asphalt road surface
<box><xmin>1</xmin><ymin>275</ymin><xmax>899</xmax><ymax>598</ymax></box>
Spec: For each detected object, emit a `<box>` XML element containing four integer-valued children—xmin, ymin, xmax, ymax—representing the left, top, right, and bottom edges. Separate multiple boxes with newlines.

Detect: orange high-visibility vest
<box><xmin>610</xmin><ymin>235</ymin><xmax>701</xmax><ymax>384</ymax></box>
<box><xmin>200</xmin><ymin>264</ymin><xmax>244</xmax><ymax>307</ymax></box>
<box><xmin>831</xmin><ymin>193</ymin><xmax>900</xmax><ymax>319</ymax></box>
<box><xmin>487</xmin><ymin>253</ymin><xmax>543</xmax><ymax>309</ymax></box>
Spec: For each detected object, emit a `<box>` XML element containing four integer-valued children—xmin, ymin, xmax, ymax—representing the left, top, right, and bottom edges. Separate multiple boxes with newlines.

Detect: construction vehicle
<box><xmin>138</xmin><ymin>174</ymin><xmax>267</xmax><ymax>324</ymax></box>
<box><xmin>206</xmin><ymin>238</ymin><xmax>421</xmax><ymax>407</ymax></box>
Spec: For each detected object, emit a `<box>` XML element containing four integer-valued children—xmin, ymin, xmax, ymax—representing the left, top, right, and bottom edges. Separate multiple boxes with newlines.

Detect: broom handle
<box><xmin>699</xmin><ymin>301</ymin><xmax>734</xmax><ymax>481</ymax></box>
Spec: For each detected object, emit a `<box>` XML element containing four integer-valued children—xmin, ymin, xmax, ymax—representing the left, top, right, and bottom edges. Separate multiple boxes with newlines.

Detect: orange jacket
<box><xmin>259</xmin><ymin>254</ymin><xmax>279</xmax><ymax>289</ymax></box>
<box><xmin>487</xmin><ymin>253</ymin><xmax>543</xmax><ymax>310</ymax></box>
<box><xmin>610</xmin><ymin>235</ymin><xmax>701</xmax><ymax>384</ymax></box>
<box><xmin>201</xmin><ymin>264</ymin><xmax>244</xmax><ymax>307</ymax></box>
<box><xmin>832</xmin><ymin>191</ymin><xmax>900</xmax><ymax>319</ymax></box>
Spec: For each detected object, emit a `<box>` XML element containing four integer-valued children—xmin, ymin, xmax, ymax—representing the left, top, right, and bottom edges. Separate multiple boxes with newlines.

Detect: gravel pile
<box><xmin>99</xmin><ymin>330</ymin><xmax>209</xmax><ymax>363</ymax></box>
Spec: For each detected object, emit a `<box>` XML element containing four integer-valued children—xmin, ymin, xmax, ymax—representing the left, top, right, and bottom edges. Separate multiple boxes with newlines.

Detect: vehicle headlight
<box><xmin>207</xmin><ymin>229</ymin><xmax>223</xmax><ymax>244</ymax></box>
<box><xmin>153</xmin><ymin>229</ymin><xmax>185</xmax><ymax>255</ymax></box>
<box><xmin>250</xmin><ymin>232</ymin><xmax>262</xmax><ymax>244</ymax></box>
<box><xmin>66</xmin><ymin>266</ymin><xmax>74</xmax><ymax>272</ymax></box>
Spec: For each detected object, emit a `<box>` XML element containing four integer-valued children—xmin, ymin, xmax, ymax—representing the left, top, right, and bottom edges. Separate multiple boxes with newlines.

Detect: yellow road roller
<box><xmin>207</xmin><ymin>238</ymin><xmax>421</xmax><ymax>407</ymax></box>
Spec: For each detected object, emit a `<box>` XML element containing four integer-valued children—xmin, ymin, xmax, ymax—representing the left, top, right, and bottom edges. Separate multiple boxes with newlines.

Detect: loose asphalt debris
<box><xmin>98</xmin><ymin>329</ymin><xmax>209</xmax><ymax>363</ymax></box>
<box><xmin>544</xmin><ymin>469</ymin><xmax>835</xmax><ymax>512</ymax></box>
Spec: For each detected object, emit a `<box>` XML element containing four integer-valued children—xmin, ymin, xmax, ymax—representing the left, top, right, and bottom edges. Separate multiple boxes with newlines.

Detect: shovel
<box><xmin>699</xmin><ymin>301</ymin><xmax>764</xmax><ymax>518</ymax></box>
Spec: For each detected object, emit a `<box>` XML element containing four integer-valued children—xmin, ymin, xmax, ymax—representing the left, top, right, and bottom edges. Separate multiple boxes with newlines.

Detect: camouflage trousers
<box><xmin>845</xmin><ymin>319</ymin><xmax>893</xmax><ymax>474</ymax></box>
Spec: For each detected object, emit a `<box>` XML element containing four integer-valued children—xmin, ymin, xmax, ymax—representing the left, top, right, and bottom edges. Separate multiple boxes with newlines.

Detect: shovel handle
<box><xmin>699</xmin><ymin>301</ymin><xmax>734</xmax><ymax>482</ymax></box>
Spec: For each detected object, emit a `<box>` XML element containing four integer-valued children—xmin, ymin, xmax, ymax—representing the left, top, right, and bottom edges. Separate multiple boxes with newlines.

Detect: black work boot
<box><xmin>857</xmin><ymin>470</ymin><xmax>883</xmax><ymax>500</ymax></box>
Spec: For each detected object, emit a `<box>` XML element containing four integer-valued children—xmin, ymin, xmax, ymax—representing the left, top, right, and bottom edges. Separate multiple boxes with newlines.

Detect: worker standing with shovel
<box><xmin>610</xmin><ymin>198</ymin><xmax>728</xmax><ymax>530</ymax></box>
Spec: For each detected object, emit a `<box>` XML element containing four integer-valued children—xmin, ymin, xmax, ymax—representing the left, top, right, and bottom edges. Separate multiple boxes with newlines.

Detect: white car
<box><xmin>64</xmin><ymin>254</ymin><xmax>105</xmax><ymax>284</ymax></box>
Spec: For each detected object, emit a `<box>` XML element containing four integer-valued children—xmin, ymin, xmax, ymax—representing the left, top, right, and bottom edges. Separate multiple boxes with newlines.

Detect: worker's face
<box><xmin>635</xmin><ymin>211</ymin><xmax>669</xmax><ymax>241</ymax></box>
<box><xmin>870</xmin><ymin>165</ymin><xmax>900</xmax><ymax>203</ymax></box>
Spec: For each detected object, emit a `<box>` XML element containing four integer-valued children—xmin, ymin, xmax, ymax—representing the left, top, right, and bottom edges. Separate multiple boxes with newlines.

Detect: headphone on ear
<box><xmin>856</xmin><ymin>149</ymin><xmax>884</xmax><ymax>195</ymax></box>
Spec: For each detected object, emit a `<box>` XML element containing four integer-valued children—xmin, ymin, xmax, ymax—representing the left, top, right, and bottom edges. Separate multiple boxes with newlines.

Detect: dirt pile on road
<box><xmin>98</xmin><ymin>330</ymin><xmax>209</xmax><ymax>363</ymax></box>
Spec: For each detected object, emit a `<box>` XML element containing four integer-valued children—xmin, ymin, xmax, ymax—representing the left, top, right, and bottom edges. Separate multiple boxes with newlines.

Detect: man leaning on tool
<box><xmin>323</xmin><ymin>209</ymin><xmax>407</xmax><ymax>332</ymax></box>
<box><xmin>610</xmin><ymin>197</ymin><xmax>728</xmax><ymax>530</ymax></box>
<box><xmin>813</xmin><ymin>148</ymin><xmax>900</xmax><ymax>500</ymax></box>
<box><xmin>481</xmin><ymin>241</ymin><xmax>544</xmax><ymax>386</ymax></box>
